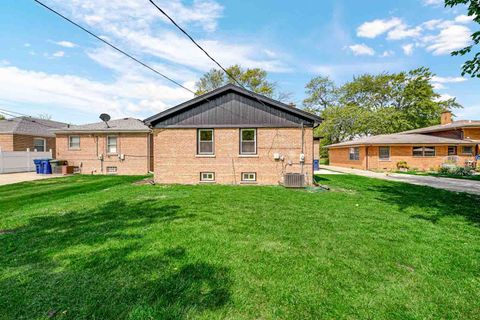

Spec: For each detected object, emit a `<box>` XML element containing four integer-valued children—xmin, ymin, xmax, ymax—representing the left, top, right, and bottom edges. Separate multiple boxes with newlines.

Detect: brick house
<box><xmin>55</xmin><ymin>118</ymin><xmax>152</xmax><ymax>175</ymax></box>
<box><xmin>327</xmin><ymin>111</ymin><xmax>479</xmax><ymax>171</ymax></box>
<box><xmin>145</xmin><ymin>84</ymin><xmax>322</xmax><ymax>185</ymax></box>
<box><xmin>0</xmin><ymin>116</ymin><xmax>66</xmax><ymax>155</ymax></box>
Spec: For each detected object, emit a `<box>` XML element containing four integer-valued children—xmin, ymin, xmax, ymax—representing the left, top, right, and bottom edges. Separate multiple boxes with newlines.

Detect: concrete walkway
<box><xmin>319</xmin><ymin>165</ymin><xmax>480</xmax><ymax>196</ymax></box>
<box><xmin>0</xmin><ymin>172</ymin><xmax>64</xmax><ymax>186</ymax></box>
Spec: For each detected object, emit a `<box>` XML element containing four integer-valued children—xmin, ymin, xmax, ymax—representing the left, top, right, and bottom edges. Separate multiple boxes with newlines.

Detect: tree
<box><xmin>302</xmin><ymin>76</ymin><xmax>338</xmax><ymax>114</ymax></box>
<box><xmin>445</xmin><ymin>0</ymin><xmax>480</xmax><ymax>77</ymax></box>
<box><xmin>0</xmin><ymin>114</ymin><xmax>4</xmax><ymax>120</ymax></box>
<box><xmin>306</xmin><ymin>68</ymin><xmax>462</xmax><ymax>150</ymax></box>
<box><xmin>195</xmin><ymin>65</ymin><xmax>290</xmax><ymax>101</ymax></box>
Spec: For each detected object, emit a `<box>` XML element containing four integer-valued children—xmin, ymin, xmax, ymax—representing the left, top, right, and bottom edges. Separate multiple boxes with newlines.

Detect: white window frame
<box><xmin>33</xmin><ymin>138</ymin><xmax>46</xmax><ymax>152</ymax></box>
<box><xmin>412</xmin><ymin>146</ymin><xmax>436</xmax><ymax>157</ymax></box>
<box><xmin>378</xmin><ymin>146</ymin><xmax>390</xmax><ymax>161</ymax></box>
<box><xmin>349</xmin><ymin>147</ymin><xmax>360</xmax><ymax>161</ymax></box>
<box><xmin>107</xmin><ymin>135</ymin><xmax>118</xmax><ymax>154</ymax></box>
<box><xmin>200</xmin><ymin>172</ymin><xmax>215</xmax><ymax>182</ymax></box>
<box><xmin>197</xmin><ymin>129</ymin><xmax>214</xmax><ymax>155</ymax></box>
<box><xmin>69</xmin><ymin>135</ymin><xmax>80</xmax><ymax>150</ymax></box>
<box><xmin>448</xmin><ymin>146</ymin><xmax>457</xmax><ymax>156</ymax></box>
<box><xmin>241</xmin><ymin>172</ymin><xmax>256</xmax><ymax>182</ymax></box>
<box><xmin>106</xmin><ymin>166</ymin><xmax>118</xmax><ymax>174</ymax></box>
<box><xmin>461</xmin><ymin>146</ymin><xmax>473</xmax><ymax>155</ymax></box>
<box><xmin>240</xmin><ymin>128</ymin><xmax>257</xmax><ymax>155</ymax></box>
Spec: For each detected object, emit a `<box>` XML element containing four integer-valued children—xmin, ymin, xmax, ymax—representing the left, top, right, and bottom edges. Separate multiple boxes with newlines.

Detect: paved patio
<box><xmin>0</xmin><ymin>172</ymin><xmax>64</xmax><ymax>186</ymax></box>
<box><xmin>319</xmin><ymin>165</ymin><xmax>480</xmax><ymax>196</ymax></box>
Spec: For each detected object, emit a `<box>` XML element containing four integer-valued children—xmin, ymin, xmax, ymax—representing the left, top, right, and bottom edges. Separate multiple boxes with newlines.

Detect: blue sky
<box><xmin>0</xmin><ymin>0</ymin><xmax>479</xmax><ymax>124</ymax></box>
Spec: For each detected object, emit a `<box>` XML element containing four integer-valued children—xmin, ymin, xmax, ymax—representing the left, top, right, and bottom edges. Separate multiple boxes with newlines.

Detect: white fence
<box><xmin>0</xmin><ymin>148</ymin><xmax>52</xmax><ymax>174</ymax></box>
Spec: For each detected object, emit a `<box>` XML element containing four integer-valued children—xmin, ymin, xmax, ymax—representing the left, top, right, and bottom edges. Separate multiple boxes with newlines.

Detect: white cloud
<box><xmin>357</xmin><ymin>17</ymin><xmax>402</xmax><ymax>38</ymax></box>
<box><xmin>456</xmin><ymin>105</ymin><xmax>480</xmax><ymax>120</ymax></box>
<box><xmin>380</xmin><ymin>50</ymin><xmax>394</xmax><ymax>57</ymax></box>
<box><xmin>0</xmin><ymin>65</ymin><xmax>193</xmax><ymax>119</ymax></box>
<box><xmin>310</xmin><ymin>61</ymin><xmax>405</xmax><ymax>78</ymax></box>
<box><xmin>432</xmin><ymin>82</ymin><xmax>446</xmax><ymax>90</ymax></box>
<box><xmin>402</xmin><ymin>43</ymin><xmax>414</xmax><ymax>55</ymax></box>
<box><xmin>387</xmin><ymin>25</ymin><xmax>422</xmax><ymax>40</ymax></box>
<box><xmin>436</xmin><ymin>93</ymin><xmax>456</xmax><ymax>101</ymax></box>
<box><xmin>24</xmin><ymin>43</ymin><xmax>31</xmax><ymax>47</ymax></box>
<box><xmin>431</xmin><ymin>76</ymin><xmax>467</xmax><ymax>83</ymax></box>
<box><xmin>425</xmin><ymin>24</ymin><xmax>471</xmax><ymax>55</ymax></box>
<box><xmin>455</xmin><ymin>15</ymin><xmax>475</xmax><ymax>24</ymax></box>
<box><xmin>349</xmin><ymin>43</ymin><xmax>375</xmax><ymax>56</ymax></box>
<box><xmin>55</xmin><ymin>40</ymin><xmax>77</xmax><ymax>48</ymax></box>
<box><xmin>423</xmin><ymin>0</ymin><xmax>444</xmax><ymax>6</ymax></box>
<box><xmin>52</xmin><ymin>51</ymin><xmax>65</xmax><ymax>57</ymax></box>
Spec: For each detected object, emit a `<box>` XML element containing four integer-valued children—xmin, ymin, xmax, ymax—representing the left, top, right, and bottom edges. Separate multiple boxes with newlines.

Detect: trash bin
<box><xmin>50</xmin><ymin>160</ymin><xmax>67</xmax><ymax>174</ymax></box>
<box><xmin>313</xmin><ymin>159</ymin><xmax>320</xmax><ymax>171</ymax></box>
<box><xmin>33</xmin><ymin>159</ymin><xmax>44</xmax><ymax>174</ymax></box>
<box><xmin>41</xmin><ymin>159</ymin><xmax>53</xmax><ymax>174</ymax></box>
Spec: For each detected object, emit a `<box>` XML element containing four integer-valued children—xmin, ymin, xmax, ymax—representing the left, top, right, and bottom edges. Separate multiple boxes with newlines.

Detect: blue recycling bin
<box><xmin>41</xmin><ymin>159</ymin><xmax>53</xmax><ymax>174</ymax></box>
<box><xmin>313</xmin><ymin>159</ymin><xmax>320</xmax><ymax>171</ymax></box>
<box><xmin>33</xmin><ymin>159</ymin><xmax>43</xmax><ymax>174</ymax></box>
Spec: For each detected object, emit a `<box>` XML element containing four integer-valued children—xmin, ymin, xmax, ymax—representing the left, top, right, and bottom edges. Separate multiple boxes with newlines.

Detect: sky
<box><xmin>0</xmin><ymin>0</ymin><xmax>479</xmax><ymax>124</ymax></box>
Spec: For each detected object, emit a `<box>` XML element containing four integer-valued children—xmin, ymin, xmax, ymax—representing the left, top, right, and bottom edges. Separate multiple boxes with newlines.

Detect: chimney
<box><xmin>441</xmin><ymin>111</ymin><xmax>452</xmax><ymax>125</ymax></box>
<box><xmin>288</xmin><ymin>102</ymin><xmax>296</xmax><ymax>108</ymax></box>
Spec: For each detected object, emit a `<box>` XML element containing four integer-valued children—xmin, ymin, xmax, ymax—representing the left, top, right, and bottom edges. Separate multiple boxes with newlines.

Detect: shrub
<box><xmin>438</xmin><ymin>166</ymin><xmax>451</xmax><ymax>175</ymax></box>
<box><xmin>452</xmin><ymin>166</ymin><xmax>473</xmax><ymax>176</ymax></box>
<box><xmin>396</xmin><ymin>160</ymin><xmax>409</xmax><ymax>170</ymax></box>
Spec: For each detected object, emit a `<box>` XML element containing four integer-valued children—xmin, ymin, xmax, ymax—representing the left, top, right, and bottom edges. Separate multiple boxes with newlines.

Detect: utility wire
<box><xmin>33</xmin><ymin>0</ymin><xmax>196</xmax><ymax>95</ymax></box>
<box><xmin>0</xmin><ymin>108</ymin><xmax>66</xmax><ymax>130</ymax></box>
<box><xmin>147</xmin><ymin>0</ymin><xmax>275</xmax><ymax>110</ymax></box>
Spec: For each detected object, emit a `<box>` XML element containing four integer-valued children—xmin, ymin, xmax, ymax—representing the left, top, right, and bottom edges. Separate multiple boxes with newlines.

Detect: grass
<box><xmin>1</xmin><ymin>174</ymin><xmax>479</xmax><ymax>319</ymax></box>
<box><xmin>396</xmin><ymin>170</ymin><xmax>480</xmax><ymax>181</ymax></box>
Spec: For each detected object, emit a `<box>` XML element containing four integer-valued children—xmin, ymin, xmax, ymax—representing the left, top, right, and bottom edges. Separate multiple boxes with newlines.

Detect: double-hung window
<box><xmin>379</xmin><ymin>146</ymin><xmax>390</xmax><ymax>160</ymax></box>
<box><xmin>240</xmin><ymin>129</ymin><xmax>256</xmax><ymax>155</ymax></box>
<box><xmin>69</xmin><ymin>136</ymin><xmax>80</xmax><ymax>150</ymax></box>
<box><xmin>197</xmin><ymin>129</ymin><xmax>214</xmax><ymax>155</ymax></box>
<box><xmin>413</xmin><ymin>146</ymin><xmax>436</xmax><ymax>157</ymax></box>
<box><xmin>33</xmin><ymin>138</ymin><xmax>46</xmax><ymax>152</ymax></box>
<box><xmin>349</xmin><ymin>147</ymin><xmax>360</xmax><ymax>160</ymax></box>
<box><xmin>462</xmin><ymin>146</ymin><xmax>473</xmax><ymax>155</ymax></box>
<box><xmin>107</xmin><ymin>136</ymin><xmax>118</xmax><ymax>154</ymax></box>
<box><xmin>448</xmin><ymin>146</ymin><xmax>457</xmax><ymax>155</ymax></box>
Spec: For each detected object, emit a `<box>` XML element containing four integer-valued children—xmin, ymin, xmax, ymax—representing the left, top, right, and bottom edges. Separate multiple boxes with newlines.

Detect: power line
<box><xmin>147</xmin><ymin>0</ymin><xmax>275</xmax><ymax>111</ymax></box>
<box><xmin>33</xmin><ymin>0</ymin><xmax>196</xmax><ymax>95</ymax></box>
<box><xmin>0</xmin><ymin>108</ymin><xmax>65</xmax><ymax>130</ymax></box>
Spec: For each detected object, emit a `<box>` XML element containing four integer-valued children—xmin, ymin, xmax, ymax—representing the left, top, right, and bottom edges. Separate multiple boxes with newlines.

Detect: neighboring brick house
<box><xmin>0</xmin><ymin>116</ymin><xmax>66</xmax><ymax>155</ymax></box>
<box><xmin>55</xmin><ymin>118</ymin><xmax>152</xmax><ymax>175</ymax></box>
<box><xmin>327</xmin><ymin>111</ymin><xmax>479</xmax><ymax>171</ymax></box>
<box><xmin>144</xmin><ymin>84</ymin><xmax>322</xmax><ymax>185</ymax></box>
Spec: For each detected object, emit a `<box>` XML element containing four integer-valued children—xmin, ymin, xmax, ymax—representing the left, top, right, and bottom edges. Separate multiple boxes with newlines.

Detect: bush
<box><xmin>438</xmin><ymin>166</ymin><xmax>473</xmax><ymax>176</ymax></box>
<box><xmin>396</xmin><ymin>160</ymin><xmax>409</xmax><ymax>170</ymax></box>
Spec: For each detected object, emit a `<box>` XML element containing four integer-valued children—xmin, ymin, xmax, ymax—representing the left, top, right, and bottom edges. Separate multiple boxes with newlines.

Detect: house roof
<box><xmin>399</xmin><ymin>120</ymin><xmax>480</xmax><ymax>134</ymax></box>
<box><xmin>54</xmin><ymin>118</ymin><xmax>150</xmax><ymax>134</ymax></box>
<box><xmin>326</xmin><ymin>133</ymin><xmax>476</xmax><ymax>148</ymax></box>
<box><xmin>0</xmin><ymin>117</ymin><xmax>67</xmax><ymax>137</ymax></box>
<box><xmin>144</xmin><ymin>84</ymin><xmax>322</xmax><ymax>126</ymax></box>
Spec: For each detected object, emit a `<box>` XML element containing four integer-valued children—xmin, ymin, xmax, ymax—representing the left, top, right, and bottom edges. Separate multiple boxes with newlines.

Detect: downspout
<box><xmin>301</xmin><ymin>122</ymin><xmax>305</xmax><ymax>175</ymax></box>
<box><xmin>365</xmin><ymin>146</ymin><xmax>369</xmax><ymax>170</ymax></box>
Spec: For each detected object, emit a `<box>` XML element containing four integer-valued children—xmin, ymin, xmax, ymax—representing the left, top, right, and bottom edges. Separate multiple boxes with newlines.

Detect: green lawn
<box><xmin>1</xmin><ymin>175</ymin><xmax>479</xmax><ymax>319</ymax></box>
<box><xmin>395</xmin><ymin>170</ymin><xmax>480</xmax><ymax>181</ymax></box>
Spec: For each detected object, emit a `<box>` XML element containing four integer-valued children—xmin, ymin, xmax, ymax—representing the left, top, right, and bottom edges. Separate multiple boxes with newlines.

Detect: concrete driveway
<box><xmin>319</xmin><ymin>165</ymin><xmax>480</xmax><ymax>196</ymax></box>
<box><xmin>0</xmin><ymin>172</ymin><xmax>64</xmax><ymax>186</ymax></box>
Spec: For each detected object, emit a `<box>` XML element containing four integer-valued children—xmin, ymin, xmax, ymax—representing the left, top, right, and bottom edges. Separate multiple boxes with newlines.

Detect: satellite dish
<box><xmin>99</xmin><ymin>113</ymin><xmax>111</xmax><ymax>128</ymax></box>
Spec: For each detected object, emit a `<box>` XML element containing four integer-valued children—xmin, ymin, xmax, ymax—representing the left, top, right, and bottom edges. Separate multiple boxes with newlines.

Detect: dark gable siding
<box><xmin>153</xmin><ymin>91</ymin><xmax>315</xmax><ymax>128</ymax></box>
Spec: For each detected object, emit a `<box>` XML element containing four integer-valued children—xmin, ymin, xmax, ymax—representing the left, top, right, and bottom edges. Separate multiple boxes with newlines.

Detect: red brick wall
<box><xmin>329</xmin><ymin>145</ymin><xmax>477</xmax><ymax>171</ymax></box>
<box><xmin>0</xmin><ymin>134</ymin><xmax>55</xmax><ymax>155</ymax></box>
<box><xmin>153</xmin><ymin>127</ymin><xmax>314</xmax><ymax>185</ymax></box>
<box><xmin>56</xmin><ymin>133</ymin><xmax>150</xmax><ymax>175</ymax></box>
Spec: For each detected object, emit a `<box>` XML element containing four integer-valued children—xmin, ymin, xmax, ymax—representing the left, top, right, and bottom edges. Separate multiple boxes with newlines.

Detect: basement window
<box><xmin>349</xmin><ymin>147</ymin><xmax>360</xmax><ymax>161</ymax></box>
<box><xmin>241</xmin><ymin>172</ymin><xmax>256</xmax><ymax>182</ymax></box>
<box><xmin>106</xmin><ymin>166</ymin><xmax>117</xmax><ymax>174</ymax></box>
<box><xmin>200</xmin><ymin>172</ymin><xmax>215</xmax><ymax>182</ymax></box>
